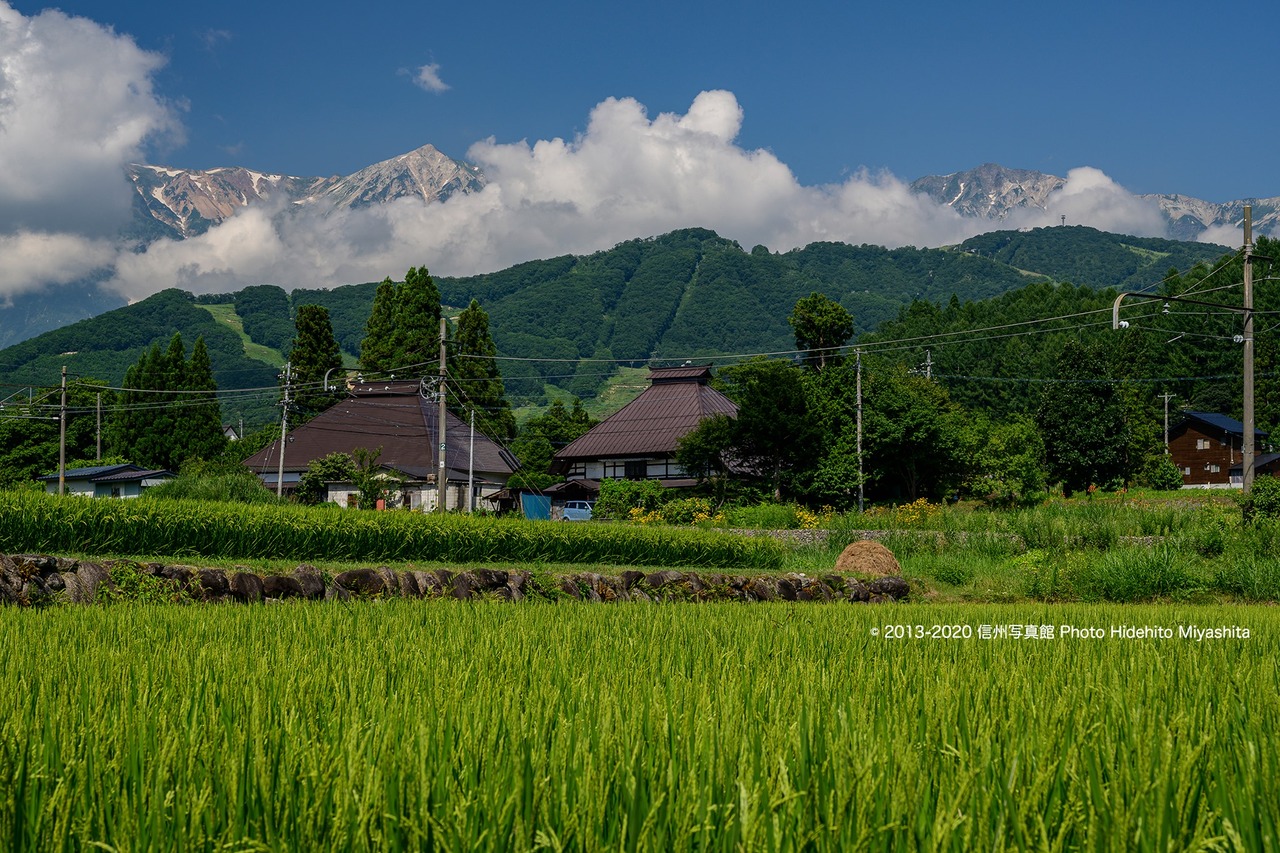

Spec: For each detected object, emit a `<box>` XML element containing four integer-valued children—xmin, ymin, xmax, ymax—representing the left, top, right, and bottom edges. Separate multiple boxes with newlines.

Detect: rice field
<box><xmin>2</xmin><ymin>601</ymin><xmax>1276</xmax><ymax>851</ymax></box>
<box><xmin>0</xmin><ymin>491</ymin><xmax>783</xmax><ymax>570</ymax></box>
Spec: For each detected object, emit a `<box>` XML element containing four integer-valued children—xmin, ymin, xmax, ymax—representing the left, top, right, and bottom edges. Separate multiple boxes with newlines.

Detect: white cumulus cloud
<box><xmin>413</xmin><ymin>63</ymin><xmax>449</xmax><ymax>93</ymax></box>
<box><xmin>0</xmin><ymin>231</ymin><xmax>116</xmax><ymax>304</ymax></box>
<box><xmin>1004</xmin><ymin>167</ymin><xmax>1167</xmax><ymax>236</ymax></box>
<box><xmin>0</xmin><ymin>2</ymin><xmax>179</xmax><ymax>234</ymax></box>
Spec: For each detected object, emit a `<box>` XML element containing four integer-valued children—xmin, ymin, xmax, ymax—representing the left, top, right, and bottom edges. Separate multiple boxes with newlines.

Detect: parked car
<box><xmin>562</xmin><ymin>500</ymin><xmax>594</xmax><ymax>521</ymax></box>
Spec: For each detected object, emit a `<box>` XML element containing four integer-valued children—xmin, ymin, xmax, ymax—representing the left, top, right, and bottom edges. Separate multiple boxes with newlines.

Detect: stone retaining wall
<box><xmin>0</xmin><ymin>554</ymin><xmax>910</xmax><ymax>607</ymax></box>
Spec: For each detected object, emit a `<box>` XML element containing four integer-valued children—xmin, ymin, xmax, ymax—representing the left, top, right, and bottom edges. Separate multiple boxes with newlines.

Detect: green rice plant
<box><xmin>0</xmin><ymin>491</ymin><xmax>784</xmax><ymax>570</ymax></box>
<box><xmin>0</xmin><ymin>602</ymin><xmax>1276</xmax><ymax>851</ymax></box>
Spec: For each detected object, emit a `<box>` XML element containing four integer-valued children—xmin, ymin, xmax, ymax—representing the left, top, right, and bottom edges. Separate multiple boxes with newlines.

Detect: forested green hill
<box><xmin>0</xmin><ymin>227</ymin><xmax>1232</xmax><ymax>423</ymax></box>
<box><xmin>956</xmin><ymin>226</ymin><xmax>1230</xmax><ymax>291</ymax></box>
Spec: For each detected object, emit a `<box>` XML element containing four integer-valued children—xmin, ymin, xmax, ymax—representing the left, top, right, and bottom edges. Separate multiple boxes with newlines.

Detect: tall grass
<box><xmin>1</xmin><ymin>602</ymin><xmax>1276</xmax><ymax>851</ymax></box>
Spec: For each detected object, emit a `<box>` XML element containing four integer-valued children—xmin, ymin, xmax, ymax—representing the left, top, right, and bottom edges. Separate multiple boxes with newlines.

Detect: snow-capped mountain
<box><xmin>911</xmin><ymin>163</ymin><xmax>1280</xmax><ymax>240</ymax></box>
<box><xmin>909</xmin><ymin>164</ymin><xmax>1064</xmax><ymax>221</ymax></box>
<box><xmin>126</xmin><ymin>144</ymin><xmax>486</xmax><ymax>240</ymax></box>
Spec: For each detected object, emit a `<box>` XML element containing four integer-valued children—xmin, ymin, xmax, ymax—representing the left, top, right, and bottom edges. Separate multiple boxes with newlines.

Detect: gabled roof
<box><xmin>552</xmin><ymin>365</ymin><xmax>737</xmax><ymax>464</ymax></box>
<box><xmin>1176</xmin><ymin>411</ymin><xmax>1268</xmax><ymax>440</ymax></box>
<box><xmin>241</xmin><ymin>381</ymin><xmax>519</xmax><ymax>480</ymax></box>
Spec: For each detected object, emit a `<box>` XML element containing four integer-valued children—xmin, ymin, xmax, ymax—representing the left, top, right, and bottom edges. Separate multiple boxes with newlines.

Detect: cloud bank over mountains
<box><xmin>0</xmin><ymin>2</ymin><xmax>1202</xmax><ymax>306</ymax></box>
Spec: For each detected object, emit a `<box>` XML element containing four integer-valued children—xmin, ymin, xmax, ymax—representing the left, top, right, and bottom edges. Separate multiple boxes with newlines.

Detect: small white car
<box><xmin>562</xmin><ymin>500</ymin><xmax>594</xmax><ymax>521</ymax></box>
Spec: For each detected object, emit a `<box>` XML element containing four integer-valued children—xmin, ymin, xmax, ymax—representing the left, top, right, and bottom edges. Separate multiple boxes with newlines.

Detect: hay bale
<box><xmin>834</xmin><ymin>540</ymin><xmax>901</xmax><ymax>577</ymax></box>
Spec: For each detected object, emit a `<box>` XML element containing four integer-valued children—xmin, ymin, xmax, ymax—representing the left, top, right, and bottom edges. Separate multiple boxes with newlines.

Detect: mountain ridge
<box><xmin>1</xmin><ymin>226</ymin><xmax>1230</xmax><ymax>425</ymax></box>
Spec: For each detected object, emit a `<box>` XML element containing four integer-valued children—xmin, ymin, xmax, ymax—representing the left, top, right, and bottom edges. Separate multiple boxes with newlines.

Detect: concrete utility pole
<box><xmin>436</xmin><ymin>317</ymin><xmax>448</xmax><ymax>513</ymax></box>
<box><xmin>1112</xmin><ymin>207</ymin><xmax>1260</xmax><ymax>491</ymax></box>
<box><xmin>468</xmin><ymin>408</ymin><xmax>475</xmax><ymax>513</ymax></box>
<box><xmin>1243</xmin><ymin>205</ymin><xmax>1256</xmax><ymax>491</ymax></box>
<box><xmin>276</xmin><ymin>361</ymin><xmax>291</xmax><ymax>498</ymax></box>
<box><xmin>1159</xmin><ymin>391</ymin><xmax>1175</xmax><ymax>449</ymax></box>
<box><xmin>96</xmin><ymin>392</ymin><xmax>102</xmax><ymax>461</ymax></box>
<box><xmin>856</xmin><ymin>348</ymin><xmax>864</xmax><ymax>514</ymax></box>
<box><xmin>58</xmin><ymin>366</ymin><xmax>67</xmax><ymax>496</ymax></box>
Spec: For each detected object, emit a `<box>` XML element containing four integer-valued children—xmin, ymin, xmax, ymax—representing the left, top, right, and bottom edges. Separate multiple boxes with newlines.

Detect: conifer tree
<box><xmin>359</xmin><ymin>278</ymin><xmax>398</xmax><ymax>375</ymax></box>
<box><xmin>358</xmin><ymin>267</ymin><xmax>442</xmax><ymax>377</ymax></box>
<box><xmin>107</xmin><ymin>333</ymin><xmax>225</xmax><ymax>470</ymax></box>
<box><xmin>183</xmin><ymin>336</ymin><xmax>227</xmax><ymax>464</ymax></box>
<box><xmin>392</xmin><ymin>266</ymin><xmax>442</xmax><ymax>370</ymax></box>
<box><xmin>451</xmin><ymin>299</ymin><xmax>515</xmax><ymax>442</ymax></box>
<box><xmin>289</xmin><ymin>304</ymin><xmax>343</xmax><ymax>421</ymax></box>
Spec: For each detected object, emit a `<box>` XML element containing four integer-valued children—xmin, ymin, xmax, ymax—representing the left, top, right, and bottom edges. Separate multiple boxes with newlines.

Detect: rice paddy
<box><xmin>2</xmin><ymin>601</ymin><xmax>1276</xmax><ymax>851</ymax></box>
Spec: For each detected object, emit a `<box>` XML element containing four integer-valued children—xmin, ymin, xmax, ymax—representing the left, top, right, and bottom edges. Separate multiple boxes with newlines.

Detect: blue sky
<box><xmin>0</xmin><ymin>0</ymin><xmax>1272</xmax><ymax>302</ymax></box>
<box><xmin>7</xmin><ymin>0</ymin><xmax>1262</xmax><ymax>198</ymax></box>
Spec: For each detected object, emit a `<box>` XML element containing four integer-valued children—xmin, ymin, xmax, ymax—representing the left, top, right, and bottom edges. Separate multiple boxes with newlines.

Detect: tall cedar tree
<box><xmin>289</xmin><ymin>304</ymin><xmax>343</xmax><ymax>421</ymax></box>
<box><xmin>451</xmin><ymin>299</ymin><xmax>516</xmax><ymax>442</ymax></box>
<box><xmin>182</xmin><ymin>337</ymin><xmax>228</xmax><ymax>464</ymax></box>
<box><xmin>358</xmin><ymin>267</ymin><xmax>442</xmax><ymax>376</ymax></box>
<box><xmin>393</xmin><ymin>266</ymin><xmax>442</xmax><ymax>369</ymax></box>
<box><xmin>107</xmin><ymin>333</ymin><xmax>225</xmax><ymax>470</ymax></box>
<box><xmin>359</xmin><ymin>278</ymin><xmax>398</xmax><ymax>374</ymax></box>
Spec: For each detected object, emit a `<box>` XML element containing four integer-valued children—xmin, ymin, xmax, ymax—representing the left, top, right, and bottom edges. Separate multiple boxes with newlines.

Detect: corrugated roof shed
<box><xmin>553</xmin><ymin>365</ymin><xmax>737</xmax><ymax>463</ymax></box>
<box><xmin>36</xmin><ymin>464</ymin><xmax>140</xmax><ymax>483</ymax></box>
<box><xmin>242</xmin><ymin>382</ymin><xmax>519</xmax><ymax>481</ymax></box>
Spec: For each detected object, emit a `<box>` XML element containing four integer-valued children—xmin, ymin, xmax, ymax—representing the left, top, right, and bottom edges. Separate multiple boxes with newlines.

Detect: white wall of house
<box><xmin>567</xmin><ymin>455</ymin><xmax>688</xmax><ymax>481</ymax></box>
<box><xmin>324</xmin><ymin>481</ymin><xmax>504</xmax><ymax>511</ymax></box>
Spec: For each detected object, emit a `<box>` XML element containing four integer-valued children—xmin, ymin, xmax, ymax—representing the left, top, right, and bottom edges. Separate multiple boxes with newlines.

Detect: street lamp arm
<box><xmin>1112</xmin><ymin>291</ymin><xmax>1255</xmax><ymax>330</ymax></box>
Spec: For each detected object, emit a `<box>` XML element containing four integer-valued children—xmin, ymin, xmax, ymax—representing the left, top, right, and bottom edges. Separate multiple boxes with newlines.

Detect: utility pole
<box><xmin>924</xmin><ymin>350</ymin><xmax>933</xmax><ymax>381</ymax></box>
<box><xmin>436</xmin><ymin>317</ymin><xmax>448</xmax><ymax>513</ymax></box>
<box><xmin>1159</xmin><ymin>391</ymin><xmax>1175</xmax><ymax>449</ymax></box>
<box><xmin>96</xmin><ymin>391</ymin><xmax>102</xmax><ymax>461</ymax></box>
<box><xmin>58</xmin><ymin>366</ymin><xmax>67</xmax><ymax>496</ymax></box>
<box><xmin>276</xmin><ymin>361</ymin><xmax>291</xmax><ymax>498</ymax></box>
<box><xmin>856</xmin><ymin>348</ymin><xmax>864</xmax><ymax>514</ymax></box>
<box><xmin>468</xmin><ymin>408</ymin><xmax>475</xmax><ymax>513</ymax></box>
<box><xmin>1243</xmin><ymin>205</ymin><xmax>1256</xmax><ymax>492</ymax></box>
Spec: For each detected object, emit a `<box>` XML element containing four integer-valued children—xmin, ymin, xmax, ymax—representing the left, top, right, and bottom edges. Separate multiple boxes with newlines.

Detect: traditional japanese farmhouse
<box><xmin>241</xmin><ymin>381</ymin><xmax>519</xmax><ymax>509</ymax></box>
<box><xmin>549</xmin><ymin>365</ymin><xmax>737</xmax><ymax>494</ymax></box>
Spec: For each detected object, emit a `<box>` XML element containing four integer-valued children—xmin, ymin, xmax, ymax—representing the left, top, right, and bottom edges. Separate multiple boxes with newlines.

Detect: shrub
<box><xmin>145</xmin><ymin>470</ymin><xmax>281</xmax><ymax>504</ymax></box>
<box><xmin>593</xmin><ymin>478</ymin><xmax>668</xmax><ymax>521</ymax></box>
<box><xmin>1240</xmin><ymin>474</ymin><xmax>1280</xmax><ymax>522</ymax></box>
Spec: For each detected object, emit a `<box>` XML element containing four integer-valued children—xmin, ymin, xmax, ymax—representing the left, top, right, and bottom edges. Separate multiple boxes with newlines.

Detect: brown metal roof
<box><xmin>242</xmin><ymin>382</ymin><xmax>519</xmax><ymax>480</ymax></box>
<box><xmin>553</xmin><ymin>367</ymin><xmax>737</xmax><ymax>463</ymax></box>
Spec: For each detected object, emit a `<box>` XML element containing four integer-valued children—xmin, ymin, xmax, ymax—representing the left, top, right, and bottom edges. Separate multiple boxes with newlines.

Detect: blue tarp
<box><xmin>520</xmin><ymin>493</ymin><xmax>551</xmax><ymax>521</ymax></box>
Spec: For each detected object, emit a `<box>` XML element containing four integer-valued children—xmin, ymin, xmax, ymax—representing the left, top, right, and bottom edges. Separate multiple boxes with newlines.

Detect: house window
<box><xmin>567</xmin><ymin>462</ymin><xmax>586</xmax><ymax>479</ymax></box>
<box><xmin>1183</xmin><ymin>467</ymin><xmax>1191</xmax><ymax>476</ymax></box>
<box><xmin>110</xmin><ymin>486</ymin><xmax>121</xmax><ymax>499</ymax></box>
<box><xmin>624</xmin><ymin>460</ymin><xmax>647</xmax><ymax>480</ymax></box>
<box><xmin>1196</xmin><ymin>438</ymin><xmax>1210</xmax><ymax>450</ymax></box>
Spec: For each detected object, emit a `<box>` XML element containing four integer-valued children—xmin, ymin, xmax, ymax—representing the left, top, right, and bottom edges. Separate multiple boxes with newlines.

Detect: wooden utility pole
<box><xmin>58</xmin><ymin>366</ymin><xmax>67</xmax><ymax>496</ymax></box>
<box><xmin>276</xmin><ymin>362</ymin><xmax>291</xmax><ymax>498</ymax></box>
<box><xmin>436</xmin><ymin>317</ymin><xmax>448</xmax><ymax>513</ymax></box>
<box><xmin>1243</xmin><ymin>206</ymin><xmax>1255</xmax><ymax>492</ymax></box>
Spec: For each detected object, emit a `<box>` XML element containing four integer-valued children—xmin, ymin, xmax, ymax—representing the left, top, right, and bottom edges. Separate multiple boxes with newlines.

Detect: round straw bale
<box><xmin>834</xmin><ymin>540</ymin><xmax>901</xmax><ymax>577</ymax></box>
